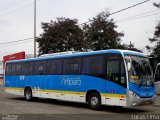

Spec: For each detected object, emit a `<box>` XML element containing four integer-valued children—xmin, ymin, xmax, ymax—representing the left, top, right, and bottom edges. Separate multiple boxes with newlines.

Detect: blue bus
<box><xmin>4</xmin><ymin>49</ymin><xmax>156</xmax><ymax>110</ymax></box>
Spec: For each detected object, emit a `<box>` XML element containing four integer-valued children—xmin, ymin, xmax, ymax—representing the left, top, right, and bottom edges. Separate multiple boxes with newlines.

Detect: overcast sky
<box><xmin>0</xmin><ymin>0</ymin><xmax>160</xmax><ymax>72</ymax></box>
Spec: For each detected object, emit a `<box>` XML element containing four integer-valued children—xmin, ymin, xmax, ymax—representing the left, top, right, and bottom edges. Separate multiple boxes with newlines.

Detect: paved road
<box><xmin>0</xmin><ymin>86</ymin><xmax>160</xmax><ymax>120</ymax></box>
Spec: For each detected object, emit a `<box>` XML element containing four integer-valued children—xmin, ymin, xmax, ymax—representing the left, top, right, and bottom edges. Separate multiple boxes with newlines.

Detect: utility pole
<box><xmin>34</xmin><ymin>0</ymin><xmax>36</xmax><ymax>58</ymax></box>
<box><xmin>129</xmin><ymin>41</ymin><xmax>132</xmax><ymax>49</ymax></box>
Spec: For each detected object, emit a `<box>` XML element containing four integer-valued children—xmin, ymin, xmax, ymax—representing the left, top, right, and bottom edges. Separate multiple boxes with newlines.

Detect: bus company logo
<box><xmin>61</xmin><ymin>76</ymin><xmax>81</xmax><ymax>86</ymax></box>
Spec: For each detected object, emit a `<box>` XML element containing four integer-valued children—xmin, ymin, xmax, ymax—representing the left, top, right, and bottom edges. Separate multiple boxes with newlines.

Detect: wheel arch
<box><xmin>86</xmin><ymin>89</ymin><xmax>101</xmax><ymax>103</ymax></box>
<box><xmin>24</xmin><ymin>86</ymin><xmax>32</xmax><ymax>95</ymax></box>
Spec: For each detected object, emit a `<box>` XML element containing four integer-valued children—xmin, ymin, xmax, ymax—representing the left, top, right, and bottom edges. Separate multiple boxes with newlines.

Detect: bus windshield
<box><xmin>125</xmin><ymin>55</ymin><xmax>153</xmax><ymax>86</ymax></box>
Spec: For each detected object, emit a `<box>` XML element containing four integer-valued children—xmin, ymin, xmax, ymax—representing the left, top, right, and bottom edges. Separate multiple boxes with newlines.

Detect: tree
<box><xmin>83</xmin><ymin>10</ymin><xmax>141</xmax><ymax>52</ymax></box>
<box><xmin>146</xmin><ymin>3</ymin><xmax>160</xmax><ymax>58</ymax></box>
<box><xmin>119</xmin><ymin>43</ymin><xmax>142</xmax><ymax>52</ymax></box>
<box><xmin>37</xmin><ymin>11</ymin><xmax>141</xmax><ymax>56</ymax></box>
<box><xmin>83</xmin><ymin>10</ymin><xmax>124</xmax><ymax>51</ymax></box>
<box><xmin>37</xmin><ymin>18</ymin><xmax>84</xmax><ymax>55</ymax></box>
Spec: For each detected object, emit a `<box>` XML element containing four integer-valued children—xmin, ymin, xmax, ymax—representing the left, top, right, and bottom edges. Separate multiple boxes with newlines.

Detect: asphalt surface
<box><xmin>0</xmin><ymin>86</ymin><xmax>160</xmax><ymax>120</ymax></box>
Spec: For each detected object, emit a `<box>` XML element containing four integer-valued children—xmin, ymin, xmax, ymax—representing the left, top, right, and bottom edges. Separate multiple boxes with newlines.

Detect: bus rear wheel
<box><xmin>88</xmin><ymin>93</ymin><xmax>101</xmax><ymax>110</ymax></box>
<box><xmin>24</xmin><ymin>87</ymin><xmax>32</xmax><ymax>101</ymax></box>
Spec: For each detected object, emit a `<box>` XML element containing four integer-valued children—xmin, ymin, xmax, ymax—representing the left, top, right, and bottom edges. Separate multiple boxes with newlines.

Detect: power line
<box><xmin>116</xmin><ymin>10</ymin><xmax>160</xmax><ymax>23</ymax></box>
<box><xmin>0</xmin><ymin>0</ymin><xmax>41</xmax><ymax>18</ymax></box>
<box><xmin>0</xmin><ymin>39</ymin><xmax>34</xmax><ymax>49</ymax></box>
<box><xmin>0</xmin><ymin>37</ymin><xmax>34</xmax><ymax>45</ymax></box>
<box><xmin>0</xmin><ymin>0</ymin><xmax>23</xmax><ymax>10</ymax></box>
<box><xmin>0</xmin><ymin>0</ymin><xmax>27</xmax><ymax>17</ymax></box>
<box><xmin>109</xmin><ymin>0</ymin><xmax>150</xmax><ymax>16</ymax></box>
<box><xmin>1</xmin><ymin>10</ymin><xmax>157</xmax><ymax>47</ymax></box>
<box><xmin>1</xmin><ymin>11</ymin><xmax>156</xmax><ymax>47</ymax></box>
<box><xmin>0</xmin><ymin>0</ymin><xmax>24</xmax><ymax>12</ymax></box>
<box><xmin>78</xmin><ymin>0</ymin><xmax>150</xmax><ymax>26</ymax></box>
<box><xmin>117</xmin><ymin>9</ymin><xmax>159</xmax><ymax>21</ymax></box>
<box><xmin>0</xmin><ymin>0</ymin><xmax>151</xmax><ymax>46</ymax></box>
<box><xmin>118</xmin><ymin>13</ymin><xmax>160</xmax><ymax>23</ymax></box>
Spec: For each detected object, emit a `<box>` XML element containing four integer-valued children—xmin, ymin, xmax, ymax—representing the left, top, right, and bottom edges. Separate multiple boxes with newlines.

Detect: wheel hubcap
<box><xmin>26</xmin><ymin>91</ymin><xmax>31</xmax><ymax>99</ymax></box>
<box><xmin>91</xmin><ymin>97</ymin><xmax>98</xmax><ymax>106</ymax></box>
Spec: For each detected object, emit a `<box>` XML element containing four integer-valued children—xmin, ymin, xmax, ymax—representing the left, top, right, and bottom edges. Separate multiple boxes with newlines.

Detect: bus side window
<box><xmin>106</xmin><ymin>60</ymin><xmax>119</xmax><ymax>83</ymax></box>
<box><xmin>16</xmin><ymin>63</ymin><xmax>21</xmax><ymax>75</ymax></box>
<box><xmin>82</xmin><ymin>56</ymin><xmax>104</xmax><ymax>75</ymax></box>
<box><xmin>12</xmin><ymin>63</ymin><xmax>21</xmax><ymax>76</ymax></box>
<box><xmin>11</xmin><ymin>64</ymin><xmax>16</xmax><ymax>75</ymax></box>
<box><xmin>22</xmin><ymin>62</ymin><xmax>33</xmax><ymax>75</ymax></box>
<box><xmin>33</xmin><ymin>61</ymin><xmax>46</xmax><ymax>75</ymax></box>
<box><xmin>6</xmin><ymin>64</ymin><xmax>12</xmax><ymax>76</ymax></box>
<box><xmin>46</xmin><ymin>60</ymin><xmax>62</xmax><ymax>75</ymax></box>
<box><xmin>63</xmin><ymin>58</ymin><xmax>81</xmax><ymax>74</ymax></box>
<box><xmin>21</xmin><ymin>62</ymin><xmax>29</xmax><ymax>75</ymax></box>
<box><xmin>38</xmin><ymin>62</ymin><xmax>46</xmax><ymax>75</ymax></box>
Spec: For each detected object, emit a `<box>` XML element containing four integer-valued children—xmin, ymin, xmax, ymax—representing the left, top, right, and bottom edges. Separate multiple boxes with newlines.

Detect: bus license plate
<box><xmin>143</xmin><ymin>100</ymin><xmax>152</xmax><ymax>105</ymax></box>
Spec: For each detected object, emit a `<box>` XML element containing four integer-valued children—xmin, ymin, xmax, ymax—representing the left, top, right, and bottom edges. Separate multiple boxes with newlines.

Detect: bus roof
<box><xmin>6</xmin><ymin>49</ymin><xmax>145</xmax><ymax>63</ymax></box>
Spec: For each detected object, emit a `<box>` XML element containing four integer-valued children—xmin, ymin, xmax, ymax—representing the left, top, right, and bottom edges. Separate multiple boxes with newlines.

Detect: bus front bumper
<box><xmin>126</xmin><ymin>90</ymin><xmax>156</xmax><ymax>107</ymax></box>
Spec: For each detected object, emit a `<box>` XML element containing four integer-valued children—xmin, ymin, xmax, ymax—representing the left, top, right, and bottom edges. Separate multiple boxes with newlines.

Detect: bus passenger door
<box><xmin>106</xmin><ymin>60</ymin><xmax>120</xmax><ymax>106</ymax></box>
<box><xmin>119</xmin><ymin>61</ymin><xmax>127</xmax><ymax>106</ymax></box>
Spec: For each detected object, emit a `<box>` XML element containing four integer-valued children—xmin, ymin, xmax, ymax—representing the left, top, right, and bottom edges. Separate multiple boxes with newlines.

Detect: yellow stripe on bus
<box><xmin>5</xmin><ymin>87</ymin><xmax>126</xmax><ymax>98</ymax></box>
<box><xmin>5</xmin><ymin>87</ymin><xmax>24</xmax><ymax>91</ymax></box>
<box><xmin>101</xmin><ymin>93</ymin><xmax>126</xmax><ymax>98</ymax></box>
<box><xmin>33</xmin><ymin>89</ymin><xmax>86</xmax><ymax>95</ymax></box>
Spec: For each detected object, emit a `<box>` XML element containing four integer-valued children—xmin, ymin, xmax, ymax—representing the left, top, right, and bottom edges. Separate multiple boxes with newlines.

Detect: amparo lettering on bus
<box><xmin>61</xmin><ymin>76</ymin><xmax>81</xmax><ymax>86</ymax></box>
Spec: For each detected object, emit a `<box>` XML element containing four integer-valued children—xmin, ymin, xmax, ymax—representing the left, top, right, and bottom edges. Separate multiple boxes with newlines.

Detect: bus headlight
<box><xmin>127</xmin><ymin>90</ymin><xmax>140</xmax><ymax>106</ymax></box>
<box><xmin>128</xmin><ymin>90</ymin><xmax>139</xmax><ymax>99</ymax></box>
<box><xmin>129</xmin><ymin>90</ymin><xmax>136</xmax><ymax>96</ymax></box>
<box><xmin>131</xmin><ymin>91</ymin><xmax>136</xmax><ymax>96</ymax></box>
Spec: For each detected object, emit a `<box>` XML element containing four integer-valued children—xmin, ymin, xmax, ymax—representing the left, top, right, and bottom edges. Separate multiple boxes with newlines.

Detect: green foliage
<box><xmin>146</xmin><ymin>3</ymin><xmax>160</xmax><ymax>59</ymax></box>
<box><xmin>119</xmin><ymin>43</ymin><xmax>142</xmax><ymax>52</ymax></box>
<box><xmin>83</xmin><ymin>11</ymin><xmax>124</xmax><ymax>51</ymax></box>
<box><xmin>37</xmin><ymin>10</ymin><xmax>141</xmax><ymax>55</ymax></box>
<box><xmin>37</xmin><ymin>18</ymin><xmax>84</xmax><ymax>55</ymax></box>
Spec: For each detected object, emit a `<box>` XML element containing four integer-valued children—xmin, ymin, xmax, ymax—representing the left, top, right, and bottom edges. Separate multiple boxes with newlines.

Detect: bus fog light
<box><xmin>132</xmin><ymin>102</ymin><xmax>136</xmax><ymax>106</ymax></box>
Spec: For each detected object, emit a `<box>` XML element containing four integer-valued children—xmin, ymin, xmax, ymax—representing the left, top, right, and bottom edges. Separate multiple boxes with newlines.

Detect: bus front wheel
<box><xmin>24</xmin><ymin>87</ymin><xmax>32</xmax><ymax>101</ymax></box>
<box><xmin>88</xmin><ymin>93</ymin><xmax>101</xmax><ymax>110</ymax></box>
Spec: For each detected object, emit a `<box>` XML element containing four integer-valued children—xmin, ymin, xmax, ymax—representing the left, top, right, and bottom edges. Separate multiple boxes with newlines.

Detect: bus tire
<box><xmin>24</xmin><ymin>87</ymin><xmax>32</xmax><ymax>101</ymax></box>
<box><xmin>88</xmin><ymin>93</ymin><xmax>101</xmax><ymax>110</ymax></box>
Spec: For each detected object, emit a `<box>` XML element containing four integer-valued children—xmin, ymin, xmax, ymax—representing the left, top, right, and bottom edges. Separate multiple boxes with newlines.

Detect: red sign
<box><xmin>3</xmin><ymin>52</ymin><xmax>25</xmax><ymax>69</ymax></box>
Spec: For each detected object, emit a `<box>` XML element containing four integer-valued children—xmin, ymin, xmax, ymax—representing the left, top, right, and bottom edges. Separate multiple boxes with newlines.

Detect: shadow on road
<box><xmin>101</xmin><ymin>106</ymin><xmax>148</xmax><ymax>113</ymax></box>
<box><xmin>0</xmin><ymin>85</ymin><xmax>4</xmax><ymax>91</ymax></box>
<box><xmin>10</xmin><ymin>97</ymin><xmax>149</xmax><ymax>113</ymax></box>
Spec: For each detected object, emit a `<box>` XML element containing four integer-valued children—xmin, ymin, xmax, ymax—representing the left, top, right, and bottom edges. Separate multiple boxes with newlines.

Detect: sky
<box><xmin>0</xmin><ymin>0</ymin><xmax>160</xmax><ymax>72</ymax></box>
